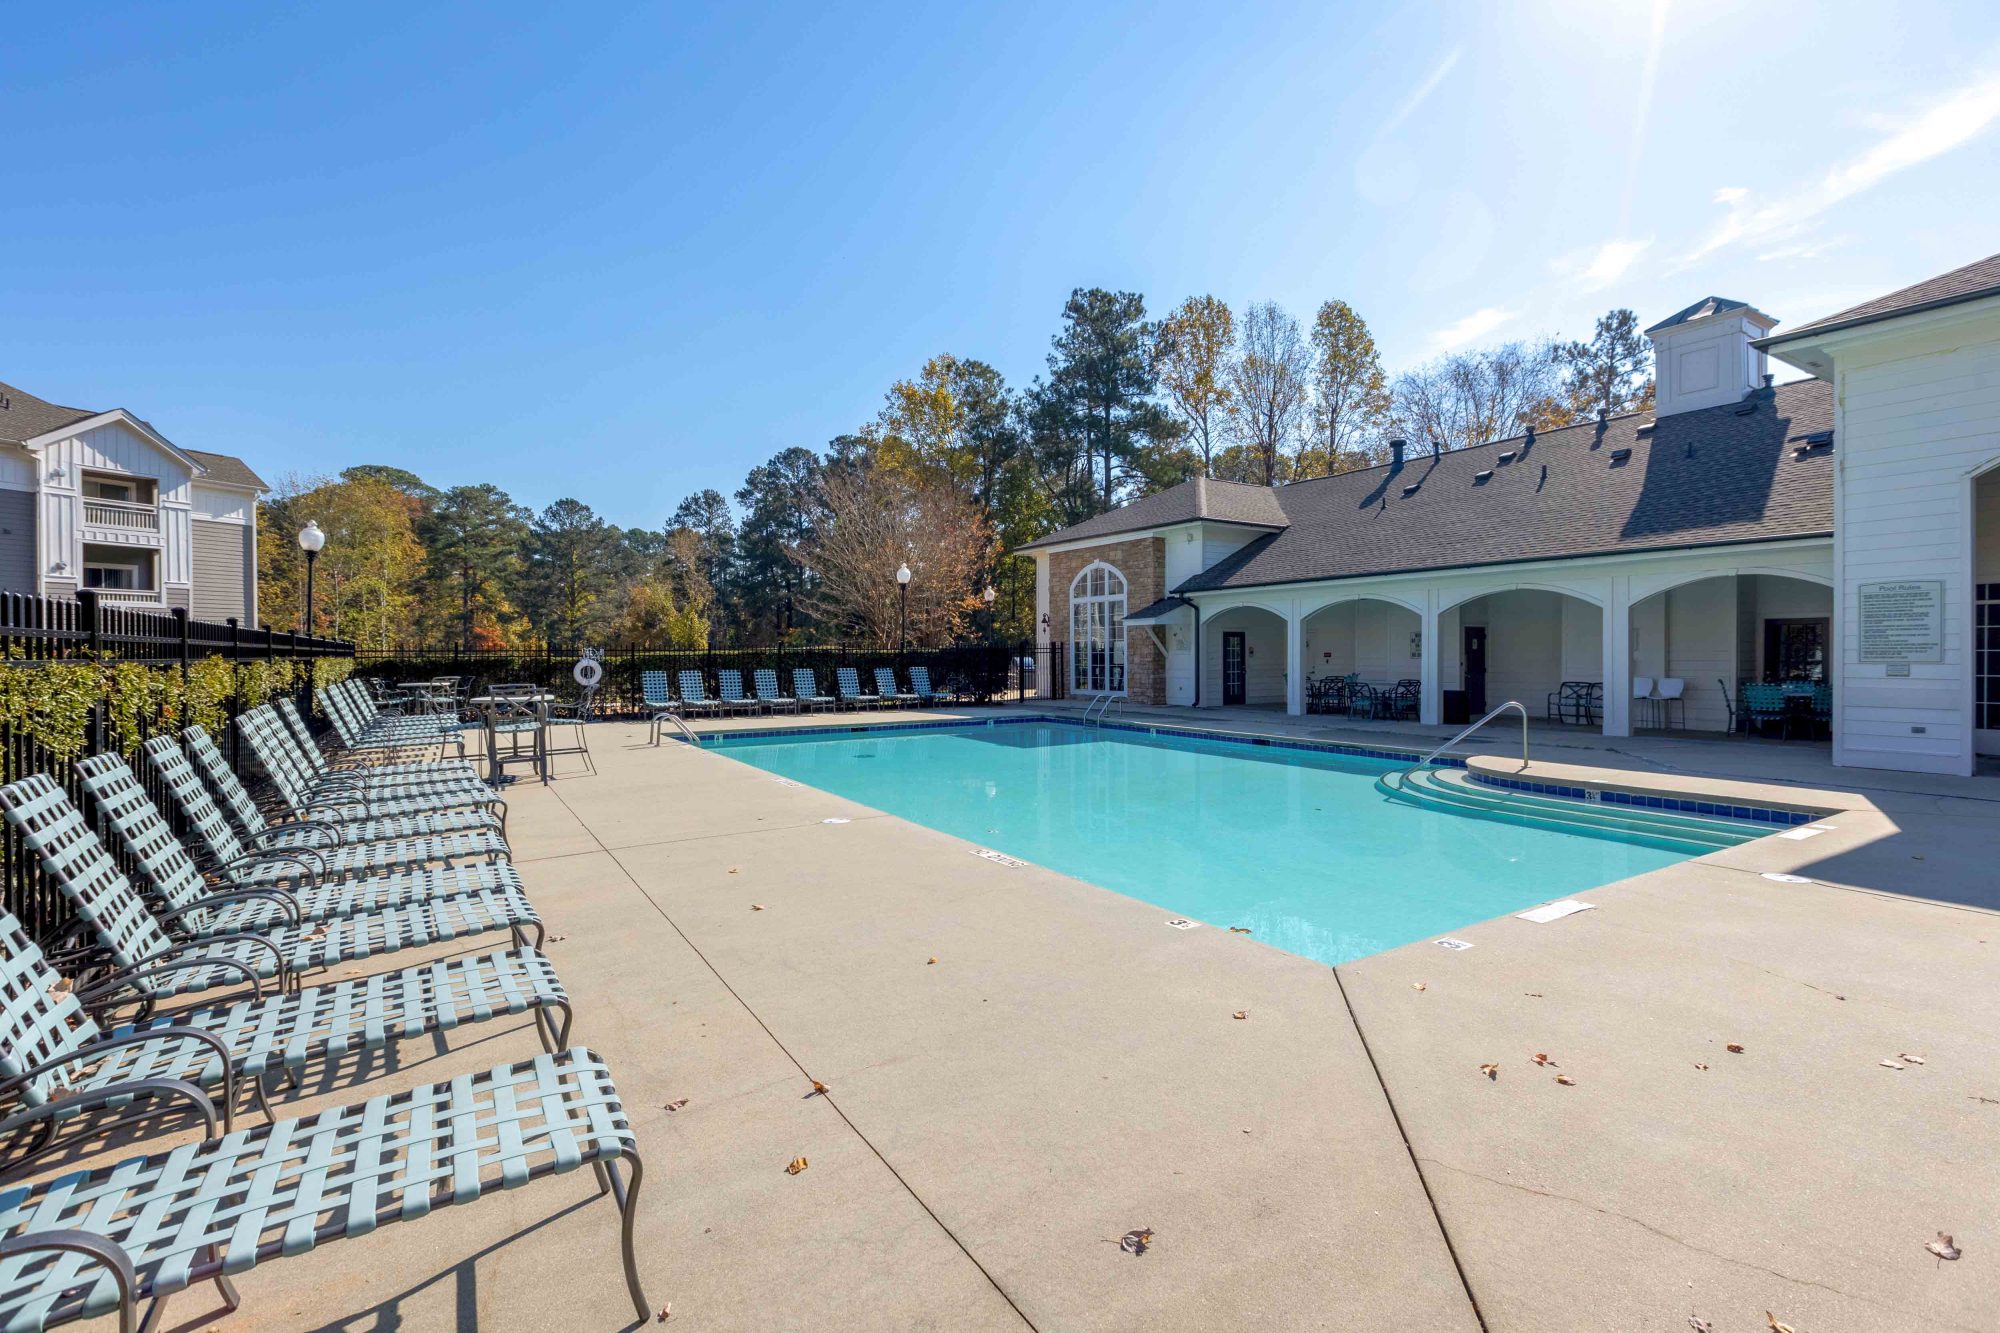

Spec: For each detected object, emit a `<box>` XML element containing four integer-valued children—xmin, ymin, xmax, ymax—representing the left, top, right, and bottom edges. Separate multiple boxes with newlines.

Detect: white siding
<box><xmin>1833</xmin><ymin>321</ymin><xmax>2000</xmax><ymax>774</ymax></box>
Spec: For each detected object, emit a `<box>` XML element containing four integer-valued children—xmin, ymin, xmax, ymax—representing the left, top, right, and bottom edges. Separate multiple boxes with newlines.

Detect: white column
<box><xmin>1285</xmin><ymin>603</ymin><xmax>1306</xmax><ymax>716</ymax></box>
<box><xmin>1602</xmin><ymin>576</ymin><xmax>1631</xmax><ymax>737</ymax></box>
<box><xmin>1419</xmin><ymin>589</ymin><xmax>1442</xmax><ymax>725</ymax></box>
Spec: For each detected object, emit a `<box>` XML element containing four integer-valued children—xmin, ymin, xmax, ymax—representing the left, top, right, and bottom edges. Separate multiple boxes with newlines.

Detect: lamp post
<box><xmin>298</xmin><ymin>521</ymin><xmax>326</xmax><ymax>703</ymax></box>
<box><xmin>896</xmin><ymin>563</ymin><xmax>911</xmax><ymax>658</ymax></box>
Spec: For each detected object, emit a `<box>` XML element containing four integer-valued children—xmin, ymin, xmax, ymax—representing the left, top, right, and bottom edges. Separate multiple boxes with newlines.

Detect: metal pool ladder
<box><xmin>653</xmin><ymin>710</ymin><xmax>703</xmax><ymax>747</ymax></box>
<box><xmin>1080</xmin><ymin>692</ymin><xmax>1124</xmax><ymax>725</ymax></box>
<box><xmin>1415</xmin><ymin>700</ymin><xmax>1529</xmax><ymax>768</ymax></box>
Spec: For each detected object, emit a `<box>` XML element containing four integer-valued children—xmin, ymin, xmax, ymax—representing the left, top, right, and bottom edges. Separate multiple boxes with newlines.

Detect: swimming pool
<box><xmin>713</xmin><ymin>720</ymin><xmax>1700</xmax><ymax>966</ymax></box>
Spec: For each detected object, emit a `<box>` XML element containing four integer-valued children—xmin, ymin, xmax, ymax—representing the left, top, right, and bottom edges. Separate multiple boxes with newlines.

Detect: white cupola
<box><xmin>1644</xmin><ymin>297</ymin><xmax>1778</xmax><ymax>417</ymax></box>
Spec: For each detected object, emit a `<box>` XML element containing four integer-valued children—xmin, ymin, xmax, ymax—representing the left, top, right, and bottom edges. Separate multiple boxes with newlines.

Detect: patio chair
<box><xmin>0</xmin><ymin>905</ymin><xmax>568</xmax><ymax>1153</ymax></box>
<box><xmin>908</xmin><ymin>665</ymin><xmax>953</xmax><ymax>705</ymax></box>
<box><xmin>791</xmin><ymin>668</ymin><xmax>835</xmax><ymax>713</ymax></box>
<box><xmin>142</xmin><ymin>735</ymin><xmax>504</xmax><ymax>884</ymax></box>
<box><xmin>753</xmin><ymin>668</ymin><xmax>800</xmax><ymax>713</ymax></box>
<box><xmin>873</xmin><ymin>667</ymin><xmax>918</xmax><ymax>707</ymax></box>
<box><xmin>0</xmin><ymin>774</ymin><xmax>544</xmax><ymax>1006</ymax></box>
<box><xmin>641</xmin><ymin>670</ymin><xmax>679</xmax><ymax>745</ymax></box>
<box><xmin>81</xmin><ymin>754</ymin><xmax>524</xmax><ymax>923</ymax></box>
<box><xmin>180</xmin><ymin>725</ymin><xmax>511</xmax><ymax>863</ymax></box>
<box><xmin>676</xmin><ymin>670</ymin><xmax>725</xmax><ymax>718</ymax></box>
<box><xmin>1632</xmin><ymin>676</ymin><xmax>1657</xmax><ymax>730</ymax></box>
<box><xmin>716</xmin><ymin>669</ymin><xmax>761</xmax><ymax>716</ymax></box>
<box><xmin>1741</xmin><ymin>682</ymin><xmax>1788</xmax><ymax>738</ymax></box>
<box><xmin>0</xmin><ymin>1046</ymin><xmax>652</xmax><ymax>1331</ymax></box>
<box><xmin>284</xmin><ymin>698</ymin><xmax>484</xmax><ymax>790</ymax></box>
<box><xmin>1345</xmin><ymin>681</ymin><xmax>1378</xmax><ymax>720</ymax></box>
<box><xmin>835</xmin><ymin>667</ymin><xmax>880</xmax><ymax>710</ymax></box>
<box><xmin>1389</xmin><ymin>679</ymin><xmax>1421</xmax><ymax>721</ymax></box>
<box><xmin>542</xmin><ymin>684</ymin><xmax>596</xmax><ymax>777</ymax></box>
<box><xmin>1716</xmin><ymin>678</ymin><xmax>1740</xmax><ymax>734</ymax></box>
<box><xmin>1655</xmin><ymin>677</ymin><xmax>1686</xmax><ymax>730</ymax></box>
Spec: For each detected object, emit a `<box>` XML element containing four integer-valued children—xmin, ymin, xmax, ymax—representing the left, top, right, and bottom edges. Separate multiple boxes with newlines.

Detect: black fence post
<box><xmin>79</xmin><ymin>589</ymin><xmax>107</xmax><ymax>754</ymax></box>
<box><xmin>172</xmin><ymin>606</ymin><xmax>190</xmax><ymax>688</ymax></box>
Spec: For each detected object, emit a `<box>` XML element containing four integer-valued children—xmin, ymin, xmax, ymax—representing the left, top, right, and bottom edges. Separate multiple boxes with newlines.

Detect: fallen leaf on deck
<box><xmin>1971</xmin><ymin>1095</ymin><xmax>2000</xmax><ymax>1106</ymax></box>
<box><xmin>546</xmin><ymin>933</ymin><xmax>568</xmax><ymax>944</ymax></box>
<box><xmin>1480</xmin><ymin>1063</ymin><xmax>1499</xmax><ymax>1080</ymax></box>
<box><xmin>656</xmin><ymin>1303</ymin><xmax>671</xmax><ymax>1322</ymax></box>
<box><xmin>1228</xmin><ymin>926</ymin><xmax>1252</xmax><ymax>934</ymax></box>
<box><xmin>1119</xmin><ymin>1228</ymin><xmax>1153</xmax><ymax>1256</ymax></box>
<box><xmin>1880</xmin><ymin>1060</ymin><xmax>1906</xmax><ymax>1070</ymax></box>
<box><xmin>809</xmin><ymin>1080</ymin><xmax>829</xmax><ymax>1097</ymax></box>
<box><xmin>1693</xmin><ymin>1063</ymin><xmax>1708</xmax><ymax>1071</ymax></box>
<box><xmin>727</xmin><ymin>868</ymin><xmax>738</xmax><ymax>875</ymax></box>
<box><xmin>1524</xmin><ymin>992</ymin><xmax>1544</xmax><ymax>997</ymax></box>
<box><xmin>1927</xmin><ymin>1232</ymin><xmax>1961</xmax><ymax>1261</ymax></box>
<box><xmin>1232</xmin><ymin>1010</ymin><xmax>1247</xmax><ymax>1020</ymax></box>
<box><xmin>1554</xmin><ymin>1074</ymin><xmax>1576</xmax><ymax>1086</ymax></box>
<box><xmin>1412</xmin><ymin>982</ymin><xmax>1427</xmax><ymax>991</ymax></box>
<box><xmin>664</xmin><ymin>1099</ymin><xmax>688</xmax><ymax>1113</ymax></box>
<box><xmin>927</xmin><ymin>957</ymin><xmax>937</xmax><ymax>965</ymax></box>
<box><xmin>785</xmin><ymin>1156</ymin><xmax>808</xmax><ymax>1175</ymax></box>
<box><xmin>1766</xmin><ymin>1314</ymin><xmax>1796</xmax><ymax>1333</ymax></box>
<box><xmin>750</xmin><ymin>904</ymin><xmax>764</xmax><ymax>911</ymax></box>
<box><xmin>1689</xmin><ymin>1318</ymin><xmax>1713</xmax><ymax>1333</ymax></box>
<box><xmin>1726</xmin><ymin>1043</ymin><xmax>1745</xmax><ymax>1054</ymax></box>
<box><xmin>1532</xmin><ymin>1052</ymin><xmax>1556</xmax><ymax>1067</ymax></box>
<box><xmin>1898</xmin><ymin>1053</ymin><xmax>1926</xmax><ymax>1065</ymax></box>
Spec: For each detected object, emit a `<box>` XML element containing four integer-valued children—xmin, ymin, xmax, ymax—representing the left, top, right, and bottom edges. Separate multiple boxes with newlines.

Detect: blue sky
<box><xmin>6</xmin><ymin>1</ymin><xmax>1998</xmax><ymax>527</ymax></box>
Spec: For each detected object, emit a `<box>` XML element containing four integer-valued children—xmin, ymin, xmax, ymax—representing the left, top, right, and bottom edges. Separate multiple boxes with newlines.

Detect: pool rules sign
<box><xmin>1858</xmin><ymin>580</ymin><xmax>1944</xmax><ymax>665</ymax></box>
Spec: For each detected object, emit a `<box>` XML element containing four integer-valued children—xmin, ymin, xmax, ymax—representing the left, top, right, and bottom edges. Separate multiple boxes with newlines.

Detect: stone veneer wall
<box><xmin>1047</xmin><ymin>536</ymin><xmax>1167</xmax><ymax>704</ymax></box>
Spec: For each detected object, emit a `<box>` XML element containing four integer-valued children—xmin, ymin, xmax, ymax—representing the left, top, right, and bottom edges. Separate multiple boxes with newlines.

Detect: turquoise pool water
<box><xmin>715</xmin><ymin>721</ymin><xmax>1690</xmax><ymax>966</ymax></box>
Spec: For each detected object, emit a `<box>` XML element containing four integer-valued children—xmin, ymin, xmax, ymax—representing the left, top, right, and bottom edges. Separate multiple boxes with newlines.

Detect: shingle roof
<box><xmin>1175</xmin><ymin>378</ymin><xmax>1833</xmax><ymax>594</ymax></box>
<box><xmin>0</xmin><ymin>380</ymin><xmax>96</xmax><ymax>446</ymax></box>
<box><xmin>183</xmin><ymin>448</ymin><xmax>267</xmax><ymax>491</ymax></box>
<box><xmin>0</xmin><ymin>378</ymin><xmax>265</xmax><ymax>491</ymax></box>
<box><xmin>1644</xmin><ymin>296</ymin><xmax>1754</xmax><ymax>334</ymax></box>
<box><xmin>1016</xmin><ymin>474</ymin><xmax>1289</xmax><ymax>550</ymax></box>
<box><xmin>1761</xmin><ymin>252</ymin><xmax>2000</xmax><ymax>345</ymax></box>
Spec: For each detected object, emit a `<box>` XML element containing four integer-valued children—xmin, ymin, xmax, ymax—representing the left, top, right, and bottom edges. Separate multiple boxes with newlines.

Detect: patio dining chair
<box><xmin>1655</xmin><ymin>677</ymin><xmax>1686</xmax><ymax>730</ymax></box>
<box><xmin>1741</xmin><ymin>682</ymin><xmax>1788</xmax><ymax>738</ymax></box>
<box><xmin>1390</xmin><ymin>679</ymin><xmax>1421</xmax><ymax>721</ymax></box>
<box><xmin>0</xmin><ymin>1046</ymin><xmax>652</xmax><ymax>1331</ymax></box>
<box><xmin>1345</xmin><ymin>681</ymin><xmax>1378</xmax><ymax>720</ymax></box>
<box><xmin>792</xmin><ymin>668</ymin><xmax>835</xmax><ymax>713</ymax></box>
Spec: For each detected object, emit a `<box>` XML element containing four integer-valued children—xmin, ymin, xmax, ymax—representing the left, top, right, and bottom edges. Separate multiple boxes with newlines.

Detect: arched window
<box><xmin>1069</xmin><ymin>562</ymin><xmax>1127</xmax><ymax>694</ymax></box>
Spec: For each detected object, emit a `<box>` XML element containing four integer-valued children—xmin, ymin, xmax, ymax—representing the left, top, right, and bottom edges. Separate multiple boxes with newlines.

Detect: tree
<box><xmin>259</xmin><ymin>472</ymin><xmax>425</xmax><ymax>648</ymax></box>
<box><xmin>522</xmin><ymin>498</ymin><xmax>616</xmax><ymax>643</ymax></box>
<box><xmin>606</xmin><ymin>576</ymin><xmax>708</xmax><ymax>647</ymax></box>
<box><xmin>1527</xmin><ymin>308</ymin><xmax>1656</xmax><ymax>428</ymax></box>
<box><xmin>734</xmin><ymin>447</ymin><xmax>825</xmax><ymax>640</ymax></box>
<box><xmin>1392</xmin><ymin>341</ymin><xmax>1563</xmax><ymax>452</ymax></box>
<box><xmin>1228</xmin><ymin>301</ymin><xmax>1312</xmax><ymax>485</ymax></box>
<box><xmin>1304</xmin><ymin>300</ymin><xmax>1390</xmax><ymax>476</ymax></box>
<box><xmin>1045</xmin><ymin>288</ymin><xmax>1169</xmax><ymax>508</ymax></box>
<box><xmin>1154</xmin><ymin>296</ymin><xmax>1235</xmax><ymax>477</ymax></box>
<box><xmin>422</xmin><ymin>484</ymin><xmax>530</xmax><ymax>649</ymax></box>
<box><xmin>341</xmin><ymin>464</ymin><xmax>440</xmax><ymax>504</ymax></box>
<box><xmin>666</xmin><ymin>489</ymin><xmax>737</xmax><ymax>636</ymax></box>
<box><xmin>796</xmin><ymin>462</ymin><xmax>995</xmax><ymax>649</ymax></box>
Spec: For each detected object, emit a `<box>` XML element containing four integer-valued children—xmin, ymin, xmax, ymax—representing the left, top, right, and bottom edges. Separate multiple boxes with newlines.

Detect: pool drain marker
<box><xmin>1434</xmin><ymin>937</ymin><xmax>1474</xmax><ymax>950</ymax></box>
<box><xmin>1515</xmin><ymin>900</ymin><xmax>1595</xmax><ymax>924</ymax></box>
<box><xmin>1761</xmin><ymin>872</ymin><xmax>1814</xmax><ymax>884</ymax></box>
<box><xmin>1164</xmin><ymin>918</ymin><xmax>1198</xmax><ymax>930</ymax></box>
<box><xmin>970</xmin><ymin>847</ymin><xmax>1027</xmax><ymax>868</ymax></box>
<box><xmin>821</xmin><ymin>817</ymin><xmax>850</xmax><ymax>824</ymax></box>
<box><xmin>1777</xmin><ymin>825</ymin><xmax>1833</xmax><ymax>841</ymax></box>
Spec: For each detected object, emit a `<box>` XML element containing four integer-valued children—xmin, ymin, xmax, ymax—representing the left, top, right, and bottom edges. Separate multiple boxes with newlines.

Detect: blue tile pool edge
<box><xmin>698</xmin><ymin>713</ymin><xmax>1832</xmax><ymax>829</ymax></box>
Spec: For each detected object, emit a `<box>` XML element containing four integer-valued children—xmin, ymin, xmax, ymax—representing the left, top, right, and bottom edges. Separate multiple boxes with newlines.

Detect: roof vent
<box><xmin>1401</xmin><ymin>482</ymin><xmax>1421</xmax><ymax>497</ymax></box>
<box><xmin>1389</xmin><ymin>438</ymin><xmax>1407</xmax><ymax>468</ymax></box>
<box><xmin>1497</xmin><ymin>450</ymin><xmax>1517</xmax><ymax>464</ymax></box>
<box><xmin>1609</xmin><ymin>447</ymin><xmax>1633</xmax><ymax>464</ymax></box>
<box><xmin>0</xmin><ymin>395</ymin><xmax>10</xmax><ymax>410</ymax></box>
<box><xmin>1793</xmin><ymin>430</ymin><xmax>1835</xmax><ymax>457</ymax></box>
<box><xmin>1522</xmin><ymin>426</ymin><xmax>1535</xmax><ymax>448</ymax></box>
<box><xmin>1430</xmin><ymin>438</ymin><xmax>1443</xmax><ymax>457</ymax></box>
<box><xmin>1473</xmin><ymin>469</ymin><xmax>1493</xmax><ymax>484</ymax></box>
<box><xmin>1634</xmin><ymin>420</ymin><xmax>1655</xmax><ymax>435</ymax></box>
<box><xmin>1732</xmin><ymin>400</ymin><xmax>1758</xmax><ymax>416</ymax></box>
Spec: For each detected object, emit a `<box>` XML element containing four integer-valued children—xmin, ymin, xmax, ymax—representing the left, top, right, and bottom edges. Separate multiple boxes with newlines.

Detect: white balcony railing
<box><xmin>93</xmin><ymin>589</ymin><xmax>164</xmax><ymax>605</ymax></box>
<box><xmin>82</xmin><ymin>498</ymin><xmax>160</xmax><ymax>531</ymax></box>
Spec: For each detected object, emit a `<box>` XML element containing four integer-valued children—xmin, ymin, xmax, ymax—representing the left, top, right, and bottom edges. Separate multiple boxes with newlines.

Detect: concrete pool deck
<box><xmin>37</xmin><ymin>706</ymin><xmax>1998</xmax><ymax>1330</ymax></box>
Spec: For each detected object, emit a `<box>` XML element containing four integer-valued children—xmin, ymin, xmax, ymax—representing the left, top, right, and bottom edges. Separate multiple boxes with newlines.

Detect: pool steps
<box><xmin>1376</xmin><ymin>766</ymin><xmax>1766</xmax><ymax>855</ymax></box>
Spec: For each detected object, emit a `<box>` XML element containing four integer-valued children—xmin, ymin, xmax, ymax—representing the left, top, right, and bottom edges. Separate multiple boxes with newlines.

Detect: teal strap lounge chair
<box><xmin>641</xmin><ymin>671</ymin><xmax>682</xmax><ymax>746</ymax></box>
<box><xmin>675</xmin><ymin>671</ymin><xmax>725</xmax><ymax>718</ymax></box>
<box><xmin>835</xmin><ymin>667</ymin><xmax>879</xmax><ymax>710</ymax></box>
<box><xmin>319</xmin><ymin>682</ymin><xmax>447</xmax><ymax>753</ymax></box>
<box><xmin>907</xmin><ymin>666</ymin><xmax>954</xmax><ymax>704</ymax></box>
<box><xmin>236</xmin><ymin>710</ymin><xmax>506</xmax><ymax>832</ymax></box>
<box><xmin>790</xmin><ymin>668</ymin><xmax>834</xmax><ymax>713</ymax></box>
<box><xmin>281</xmin><ymin>698</ymin><xmax>480</xmax><ymax>786</ymax></box>
<box><xmin>0</xmin><ymin>904</ymin><xmax>569</xmax><ymax>1142</ymax></box>
<box><xmin>81</xmin><ymin>754</ymin><xmax>522</xmax><ymax>922</ymax></box>
<box><xmin>0</xmin><ymin>774</ymin><xmax>543</xmax><ymax>1003</ymax></box>
<box><xmin>873</xmin><ymin>667</ymin><xmax>918</xmax><ymax>706</ymax></box>
<box><xmin>142</xmin><ymin>736</ymin><xmax>502</xmax><ymax>882</ymax></box>
<box><xmin>716</xmin><ymin>669</ymin><xmax>761</xmax><ymax>715</ymax></box>
<box><xmin>182</xmin><ymin>726</ymin><xmax>508</xmax><ymax>857</ymax></box>
<box><xmin>752</xmin><ymin>669</ymin><xmax>799</xmax><ymax>713</ymax></box>
<box><xmin>242</xmin><ymin>706</ymin><xmax>496</xmax><ymax>811</ymax></box>
<box><xmin>0</xmin><ymin>1047</ymin><xmax>651</xmax><ymax>1332</ymax></box>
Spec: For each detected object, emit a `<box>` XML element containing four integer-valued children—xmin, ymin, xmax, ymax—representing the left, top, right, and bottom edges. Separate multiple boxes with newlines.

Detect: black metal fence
<box><xmin>352</xmin><ymin>640</ymin><xmax>1042</xmax><ymax>711</ymax></box>
<box><xmin>2</xmin><ymin>590</ymin><xmax>354</xmax><ymax>941</ymax></box>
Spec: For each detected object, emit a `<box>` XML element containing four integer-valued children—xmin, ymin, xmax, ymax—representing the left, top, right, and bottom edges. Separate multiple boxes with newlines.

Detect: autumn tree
<box><xmin>422</xmin><ymin>483</ymin><xmax>531</xmax><ymax>649</ymax></box>
<box><xmin>259</xmin><ymin>472</ymin><xmax>426</xmax><ymax>648</ymax></box>
<box><xmin>1154</xmin><ymin>295</ymin><xmax>1235</xmax><ymax>477</ymax></box>
<box><xmin>1304</xmin><ymin>300</ymin><xmax>1390</xmax><ymax>476</ymax></box>
<box><xmin>795</xmin><ymin>462</ymin><xmax>995</xmax><ymax>649</ymax></box>
<box><xmin>1229</xmin><ymin>301</ymin><xmax>1312</xmax><ymax>485</ymax></box>
<box><xmin>1392</xmin><ymin>342</ymin><xmax>1563</xmax><ymax>452</ymax></box>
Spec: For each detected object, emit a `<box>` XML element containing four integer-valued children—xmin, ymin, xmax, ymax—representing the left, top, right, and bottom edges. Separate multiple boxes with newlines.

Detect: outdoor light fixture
<box><xmin>896</xmin><ymin>563</ymin><xmax>912</xmax><ymax>655</ymax></box>
<box><xmin>896</xmin><ymin>563</ymin><xmax>911</xmax><ymax>585</ymax></box>
<box><xmin>982</xmin><ymin>585</ymin><xmax>996</xmax><ymax>604</ymax></box>
<box><xmin>298</xmin><ymin>521</ymin><xmax>326</xmax><ymax>661</ymax></box>
<box><xmin>297</xmin><ymin>521</ymin><xmax>325</xmax><ymax>554</ymax></box>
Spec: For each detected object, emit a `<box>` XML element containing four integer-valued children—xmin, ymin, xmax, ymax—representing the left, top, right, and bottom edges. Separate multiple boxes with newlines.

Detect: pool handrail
<box><xmin>1417</xmin><ymin>700</ymin><xmax>1528</xmax><ymax>769</ymax></box>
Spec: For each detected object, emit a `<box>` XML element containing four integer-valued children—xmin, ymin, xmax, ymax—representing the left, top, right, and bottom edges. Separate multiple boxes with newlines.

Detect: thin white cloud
<box><xmin>1686</xmin><ymin>70</ymin><xmax>2000</xmax><ymax>262</ymax></box>
<box><xmin>1378</xmin><ymin>47</ymin><xmax>1462</xmax><ymax>139</ymax></box>
<box><xmin>1617</xmin><ymin>0</ymin><xmax>1671</xmax><ymax>234</ymax></box>
<box><xmin>1429</xmin><ymin>306</ymin><xmax>1515</xmax><ymax>353</ymax></box>
<box><xmin>1554</xmin><ymin>237</ymin><xmax>1655</xmax><ymax>292</ymax></box>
